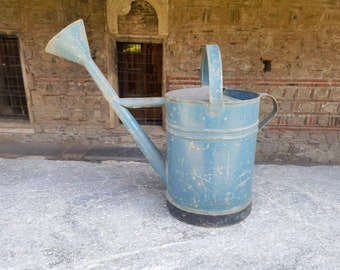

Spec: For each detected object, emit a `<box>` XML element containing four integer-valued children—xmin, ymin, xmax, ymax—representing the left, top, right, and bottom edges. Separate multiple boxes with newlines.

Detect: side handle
<box><xmin>258</xmin><ymin>93</ymin><xmax>278</xmax><ymax>130</ymax></box>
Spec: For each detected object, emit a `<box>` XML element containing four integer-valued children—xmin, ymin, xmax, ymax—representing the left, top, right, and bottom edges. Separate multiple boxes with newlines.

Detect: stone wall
<box><xmin>166</xmin><ymin>0</ymin><xmax>340</xmax><ymax>163</ymax></box>
<box><xmin>0</xmin><ymin>0</ymin><xmax>110</xmax><ymax>139</ymax></box>
<box><xmin>0</xmin><ymin>0</ymin><xmax>339</xmax><ymax>163</ymax></box>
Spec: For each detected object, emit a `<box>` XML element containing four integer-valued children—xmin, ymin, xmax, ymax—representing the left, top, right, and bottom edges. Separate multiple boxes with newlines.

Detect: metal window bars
<box><xmin>0</xmin><ymin>35</ymin><xmax>28</xmax><ymax>121</ymax></box>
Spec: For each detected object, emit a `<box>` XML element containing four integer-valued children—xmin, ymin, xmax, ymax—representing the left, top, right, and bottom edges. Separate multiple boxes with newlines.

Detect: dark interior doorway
<box><xmin>117</xmin><ymin>42</ymin><xmax>163</xmax><ymax>125</ymax></box>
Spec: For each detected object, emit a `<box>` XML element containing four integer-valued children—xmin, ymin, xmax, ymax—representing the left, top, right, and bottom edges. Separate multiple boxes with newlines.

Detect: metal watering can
<box><xmin>46</xmin><ymin>20</ymin><xmax>278</xmax><ymax>227</ymax></box>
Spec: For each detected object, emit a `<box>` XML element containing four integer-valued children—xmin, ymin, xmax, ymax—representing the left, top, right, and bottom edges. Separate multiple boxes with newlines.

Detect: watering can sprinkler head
<box><xmin>45</xmin><ymin>19</ymin><xmax>91</xmax><ymax>66</ymax></box>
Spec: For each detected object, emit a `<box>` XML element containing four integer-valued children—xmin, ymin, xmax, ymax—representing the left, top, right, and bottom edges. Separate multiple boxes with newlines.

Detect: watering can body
<box><xmin>165</xmin><ymin>88</ymin><xmax>263</xmax><ymax>225</ymax></box>
<box><xmin>45</xmin><ymin>20</ymin><xmax>278</xmax><ymax>227</ymax></box>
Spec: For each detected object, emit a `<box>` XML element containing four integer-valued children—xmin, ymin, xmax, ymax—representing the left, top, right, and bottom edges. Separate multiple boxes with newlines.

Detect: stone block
<box><xmin>66</xmin><ymin>82</ymin><xmax>84</xmax><ymax>96</ymax></box>
<box><xmin>93</xmin><ymin>110</ymin><xmax>102</xmax><ymax>119</ymax></box>
<box><xmin>289</xmin><ymin>115</ymin><xmax>306</xmax><ymax>126</ymax></box>
<box><xmin>325</xmin><ymin>132</ymin><xmax>339</xmax><ymax>144</ymax></box>
<box><xmin>277</xmin><ymin>100</ymin><xmax>292</xmax><ymax>113</ymax></box>
<box><xmin>313</xmin><ymin>88</ymin><xmax>330</xmax><ymax>100</ymax></box>
<box><xmin>295</xmin><ymin>88</ymin><xmax>313</xmax><ymax>99</ymax></box>
<box><xmin>62</xmin><ymin>96</ymin><xmax>83</xmax><ymax>108</ymax></box>
<box><xmin>315</xmin><ymin>115</ymin><xmax>330</xmax><ymax>127</ymax></box>
<box><xmin>295</xmin><ymin>101</ymin><xmax>315</xmax><ymax>113</ymax></box>
<box><xmin>44</xmin><ymin>96</ymin><xmax>59</xmax><ymax>106</ymax></box>
<box><xmin>330</xmin><ymin>89</ymin><xmax>340</xmax><ymax>101</ymax></box>
<box><xmin>70</xmin><ymin>110</ymin><xmax>88</xmax><ymax>122</ymax></box>
<box><xmin>321</xmin><ymin>102</ymin><xmax>338</xmax><ymax>114</ymax></box>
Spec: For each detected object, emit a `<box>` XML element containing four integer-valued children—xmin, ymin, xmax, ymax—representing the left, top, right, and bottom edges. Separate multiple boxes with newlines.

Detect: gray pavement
<box><xmin>0</xmin><ymin>155</ymin><xmax>339</xmax><ymax>269</ymax></box>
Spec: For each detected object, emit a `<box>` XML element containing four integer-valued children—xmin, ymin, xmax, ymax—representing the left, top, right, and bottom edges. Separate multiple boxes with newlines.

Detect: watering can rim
<box><xmin>165</xmin><ymin>87</ymin><xmax>261</xmax><ymax>105</ymax></box>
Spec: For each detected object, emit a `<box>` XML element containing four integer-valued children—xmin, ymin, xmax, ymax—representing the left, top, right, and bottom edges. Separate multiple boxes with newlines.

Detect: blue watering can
<box><xmin>46</xmin><ymin>20</ymin><xmax>278</xmax><ymax>227</ymax></box>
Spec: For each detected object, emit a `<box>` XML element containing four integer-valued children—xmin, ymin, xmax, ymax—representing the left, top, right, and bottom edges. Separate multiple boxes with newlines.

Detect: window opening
<box><xmin>117</xmin><ymin>42</ymin><xmax>163</xmax><ymax>125</ymax></box>
<box><xmin>0</xmin><ymin>35</ymin><xmax>28</xmax><ymax>121</ymax></box>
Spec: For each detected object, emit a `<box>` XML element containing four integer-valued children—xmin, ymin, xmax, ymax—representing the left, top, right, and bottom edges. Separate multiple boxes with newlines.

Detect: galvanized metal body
<box><xmin>166</xmin><ymin>88</ymin><xmax>260</xmax><ymax>216</ymax></box>
<box><xmin>45</xmin><ymin>20</ymin><xmax>278</xmax><ymax>227</ymax></box>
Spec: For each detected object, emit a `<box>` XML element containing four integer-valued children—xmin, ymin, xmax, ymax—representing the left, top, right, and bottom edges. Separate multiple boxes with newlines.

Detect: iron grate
<box><xmin>117</xmin><ymin>42</ymin><xmax>163</xmax><ymax>126</ymax></box>
<box><xmin>0</xmin><ymin>35</ymin><xmax>28</xmax><ymax>121</ymax></box>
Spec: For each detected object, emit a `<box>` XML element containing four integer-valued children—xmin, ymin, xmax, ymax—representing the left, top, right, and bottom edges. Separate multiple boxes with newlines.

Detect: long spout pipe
<box><xmin>84</xmin><ymin>59</ymin><xmax>166</xmax><ymax>183</ymax></box>
<box><xmin>45</xmin><ymin>20</ymin><xmax>166</xmax><ymax>183</ymax></box>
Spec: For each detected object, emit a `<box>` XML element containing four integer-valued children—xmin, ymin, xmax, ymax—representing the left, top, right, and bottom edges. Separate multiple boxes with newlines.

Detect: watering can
<box><xmin>45</xmin><ymin>20</ymin><xmax>278</xmax><ymax>227</ymax></box>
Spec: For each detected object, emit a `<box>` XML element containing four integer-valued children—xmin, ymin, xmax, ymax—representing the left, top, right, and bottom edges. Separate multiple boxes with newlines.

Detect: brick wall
<box><xmin>0</xmin><ymin>0</ymin><xmax>114</xmax><ymax>143</ymax></box>
<box><xmin>166</xmin><ymin>0</ymin><xmax>340</xmax><ymax>163</ymax></box>
<box><xmin>0</xmin><ymin>0</ymin><xmax>339</xmax><ymax>163</ymax></box>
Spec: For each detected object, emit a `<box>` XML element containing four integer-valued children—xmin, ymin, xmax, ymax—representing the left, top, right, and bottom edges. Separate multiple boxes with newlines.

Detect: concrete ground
<box><xmin>0</xmin><ymin>142</ymin><xmax>339</xmax><ymax>269</ymax></box>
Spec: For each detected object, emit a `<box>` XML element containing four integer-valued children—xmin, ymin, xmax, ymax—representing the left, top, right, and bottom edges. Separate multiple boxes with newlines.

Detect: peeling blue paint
<box><xmin>45</xmin><ymin>20</ymin><xmax>278</xmax><ymax>225</ymax></box>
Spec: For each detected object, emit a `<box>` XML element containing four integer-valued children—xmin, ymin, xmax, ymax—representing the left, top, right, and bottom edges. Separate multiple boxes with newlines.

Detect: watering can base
<box><xmin>166</xmin><ymin>200</ymin><xmax>252</xmax><ymax>227</ymax></box>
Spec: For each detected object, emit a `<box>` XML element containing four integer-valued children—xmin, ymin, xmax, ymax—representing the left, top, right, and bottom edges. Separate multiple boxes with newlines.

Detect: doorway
<box><xmin>117</xmin><ymin>42</ymin><xmax>163</xmax><ymax>125</ymax></box>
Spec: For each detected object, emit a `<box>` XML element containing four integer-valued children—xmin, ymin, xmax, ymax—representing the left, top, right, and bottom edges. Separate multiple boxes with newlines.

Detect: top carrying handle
<box><xmin>201</xmin><ymin>44</ymin><xmax>223</xmax><ymax>113</ymax></box>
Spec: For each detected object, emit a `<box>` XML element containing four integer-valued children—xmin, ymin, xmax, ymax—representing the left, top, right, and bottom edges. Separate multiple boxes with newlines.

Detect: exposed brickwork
<box><xmin>118</xmin><ymin>0</ymin><xmax>158</xmax><ymax>35</ymax></box>
<box><xmin>256</xmin><ymin>129</ymin><xmax>340</xmax><ymax>164</ymax></box>
<box><xmin>165</xmin><ymin>0</ymin><xmax>340</xmax><ymax>163</ymax></box>
<box><xmin>0</xmin><ymin>0</ymin><xmax>339</xmax><ymax>163</ymax></box>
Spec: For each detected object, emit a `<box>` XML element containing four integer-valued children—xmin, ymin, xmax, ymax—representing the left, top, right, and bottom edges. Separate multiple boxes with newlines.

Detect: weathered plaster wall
<box><xmin>0</xmin><ymin>0</ymin><xmax>339</xmax><ymax>163</ymax></box>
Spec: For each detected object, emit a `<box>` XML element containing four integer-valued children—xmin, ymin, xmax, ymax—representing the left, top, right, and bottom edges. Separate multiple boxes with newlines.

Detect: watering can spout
<box><xmin>45</xmin><ymin>20</ymin><xmax>167</xmax><ymax>184</ymax></box>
